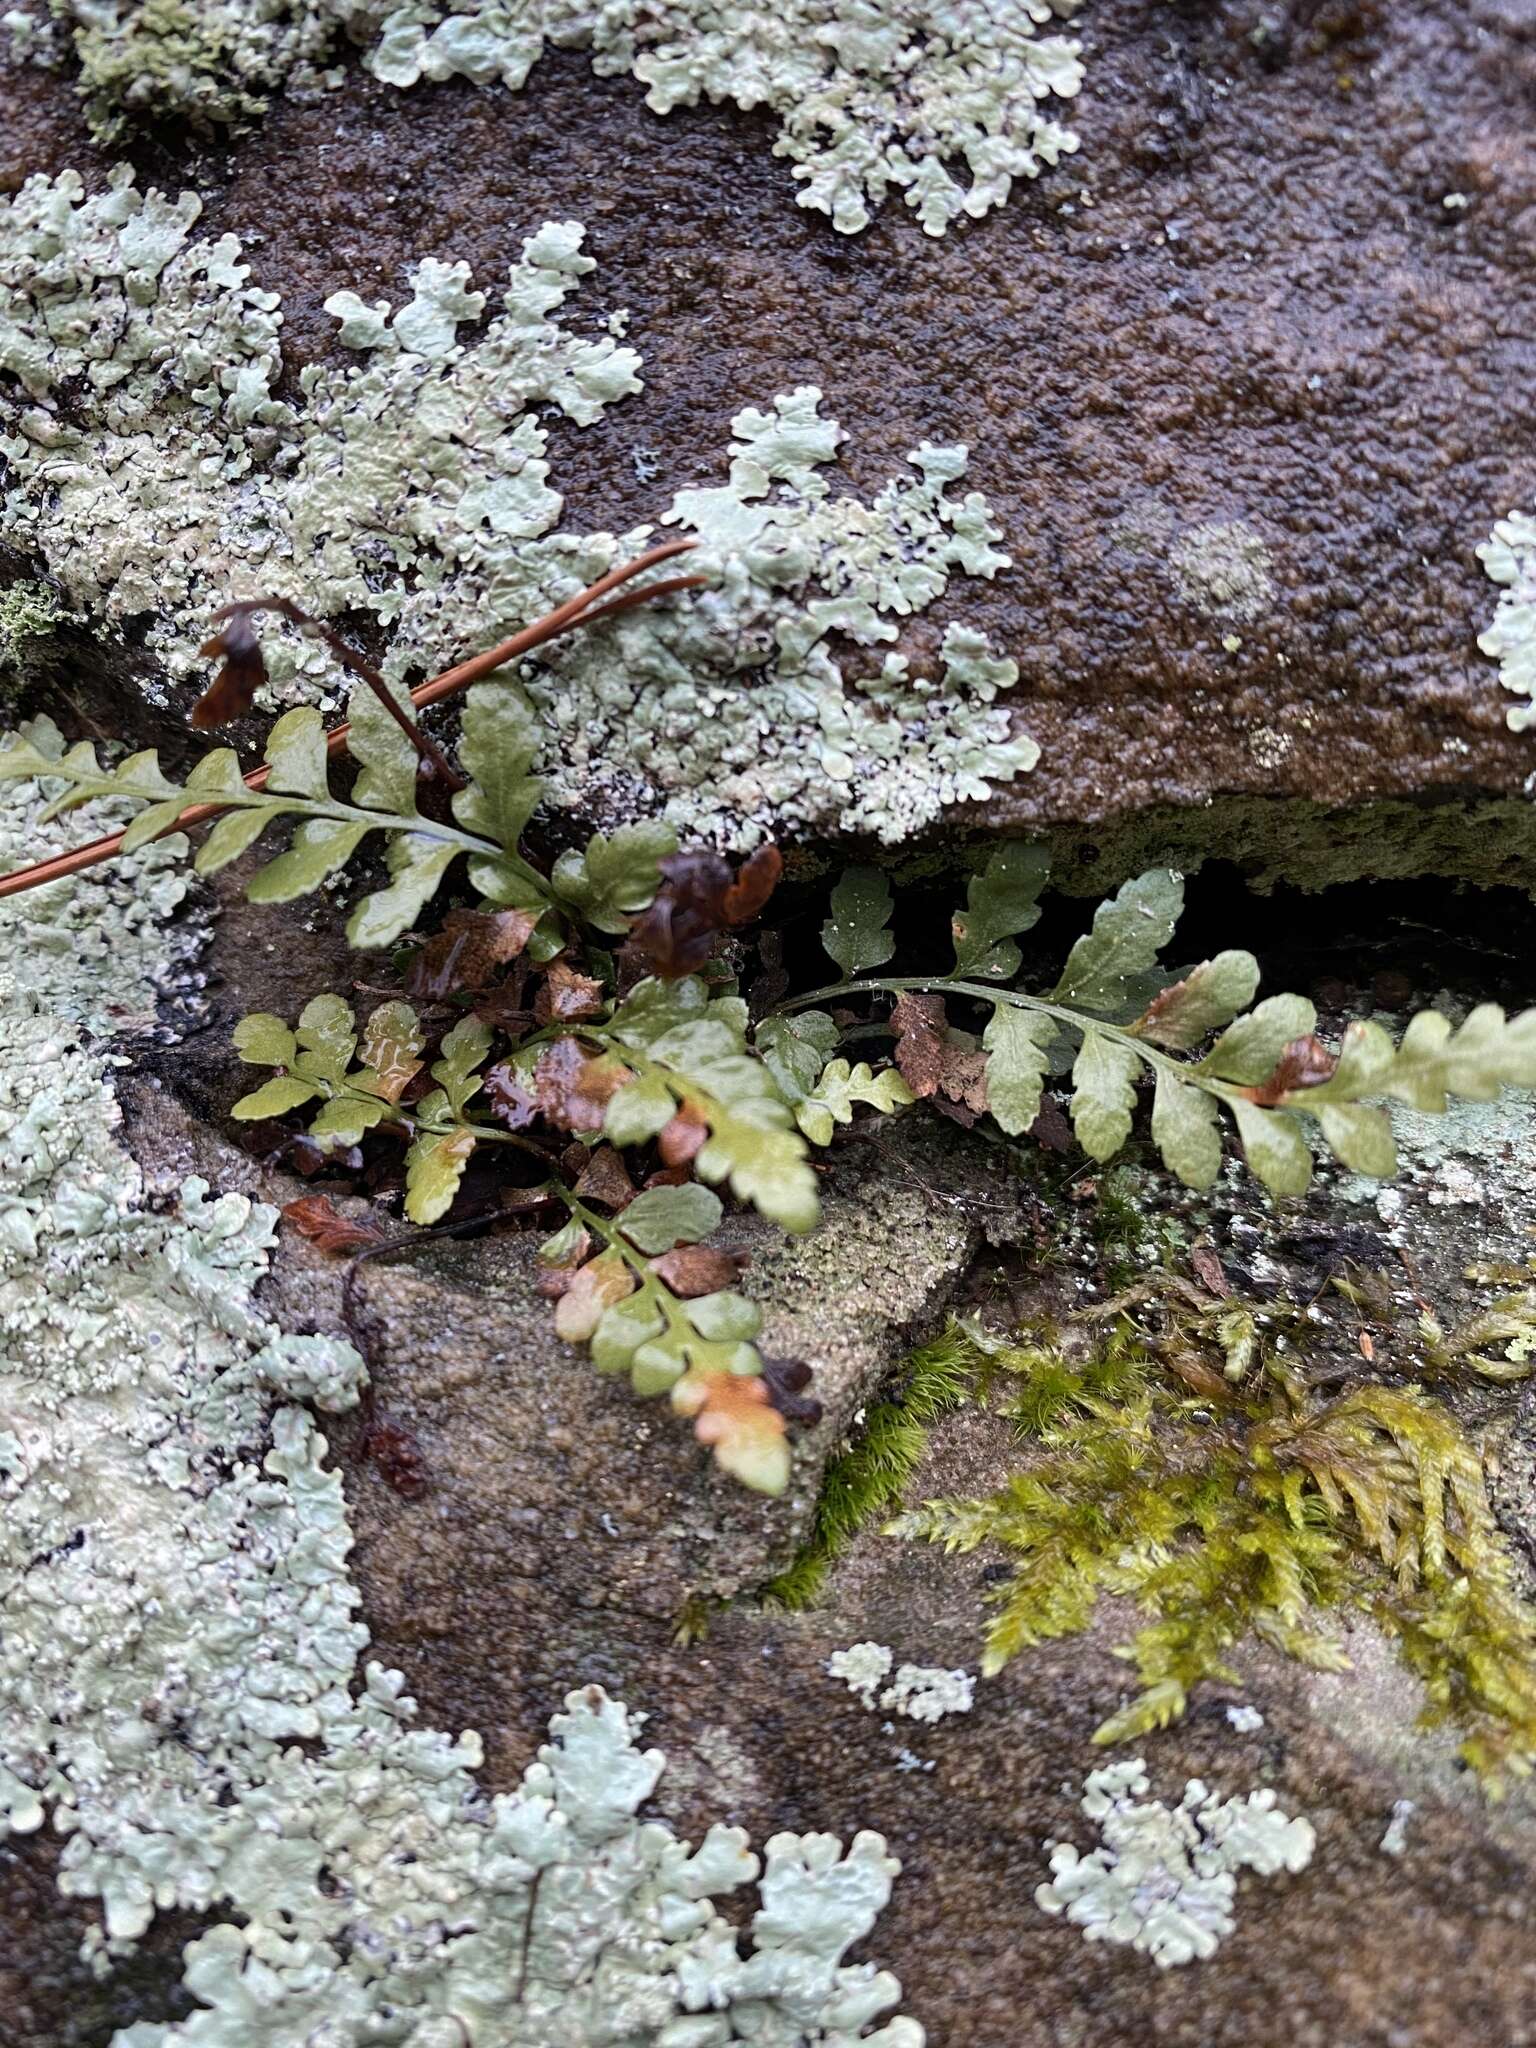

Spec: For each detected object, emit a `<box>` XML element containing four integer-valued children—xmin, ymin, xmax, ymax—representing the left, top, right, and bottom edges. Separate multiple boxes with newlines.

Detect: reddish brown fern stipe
<box><xmin>0</xmin><ymin>539</ymin><xmax>701</xmax><ymax>901</ymax></box>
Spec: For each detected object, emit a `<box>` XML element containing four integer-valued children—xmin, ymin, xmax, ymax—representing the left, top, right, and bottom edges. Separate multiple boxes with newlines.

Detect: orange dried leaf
<box><xmin>672</xmin><ymin>1369</ymin><xmax>789</xmax><ymax>1493</ymax></box>
<box><xmin>722</xmin><ymin>843</ymin><xmax>783</xmax><ymax>924</ymax></box>
<box><xmin>657</xmin><ymin>1103</ymin><xmax>709</xmax><ymax>1167</ymax></box>
<box><xmin>554</xmin><ymin>1252</ymin><xmax>636</xmax><ymax>1341</ymax></box>
<box><xmin>280</xmin><ymin>1194</ymin><xmax>390</xmax><ymax>1255</ymax></box>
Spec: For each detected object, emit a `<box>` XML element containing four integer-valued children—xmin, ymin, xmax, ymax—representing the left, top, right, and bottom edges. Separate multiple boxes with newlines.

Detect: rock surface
<box><xmin>129</xmin><ymin>1097</ymin><xmax>992</xmax><ymax>1778</ymax></box>
<box><xmin>74</xmin><ymin>872</ymin><xmax>1536</xmax><ymax>2048</ymax></box>
<box><xmin>9</xmin><ymin>8</ymin><xmax>1536</xmax><ymax>2047</ymax></box>
<box><xmin>4</xmin><ymin>2</ymin><xmax>1536</xmax><ymax>884</ymax></box>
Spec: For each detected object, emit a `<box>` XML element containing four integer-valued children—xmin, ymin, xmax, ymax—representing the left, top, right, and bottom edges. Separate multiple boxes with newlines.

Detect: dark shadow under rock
<box><xmin>0</xmin><ymin>1831</ymin><xmax>205</xmax><ymax>2048</ymax></box>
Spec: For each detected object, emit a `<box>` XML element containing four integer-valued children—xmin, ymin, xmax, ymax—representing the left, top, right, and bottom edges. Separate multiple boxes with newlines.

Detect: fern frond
<box><xmin>790</xmin><ymin>848</ymin><xmax>1536</xmax><ymax>1201</ymax></box>
<box><xmin>1</xmin><ymin>679</ymin><xmax>553</xmax><ymax>948</ymax></box>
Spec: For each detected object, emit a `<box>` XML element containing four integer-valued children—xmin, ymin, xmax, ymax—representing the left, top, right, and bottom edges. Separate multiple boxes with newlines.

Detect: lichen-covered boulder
<box><xmin>10</xmin><ymin>6</ymin><xmax>1536</xmax><ymax>2046</ymax></box>
<box><xmin>5</xmin><ymin>2</ymin><xmax>1536</xmax><ymax>889</ymax></box>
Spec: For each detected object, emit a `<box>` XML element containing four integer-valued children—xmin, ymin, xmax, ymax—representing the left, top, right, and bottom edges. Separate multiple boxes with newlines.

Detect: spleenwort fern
<box><xmin>784</xmin><ymin>850</ymin><xmax>1536</xmax><ymax>1197</ymax></box>
<box><xmin>1</xmin><ymin>675</ymin><xmax>554</xmax><ymax>947</ymax></box>
<box><xmin>11</xmin><ymin>640</ymin><xmax>1536</xmax><ymax>1496</ymax></box>
<box><xmin>229</xmin><ymin>985</ymin><xmax>810</xmax><ymax>1491</ymax></box>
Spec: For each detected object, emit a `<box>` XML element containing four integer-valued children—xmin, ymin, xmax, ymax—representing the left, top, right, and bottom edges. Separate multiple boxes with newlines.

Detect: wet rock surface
<box><xmin>74</xmin><ymin>874</ymin><xmax>1536</xmax><ymax>2048</ymax></box>
<box><xmin>4</xmin><ymin>2</ymin><xmax>1536</xmax><ymax>879</ymax></box>
<box><xmin>10</xmin><ymin>7</ymin><xmax>1536</xmax><ymax>2044</ymax></box>
<box><xmin>0</xmin><ymin>1832</ymin><xmax>203</xmax><ymax>2048</ymax></box>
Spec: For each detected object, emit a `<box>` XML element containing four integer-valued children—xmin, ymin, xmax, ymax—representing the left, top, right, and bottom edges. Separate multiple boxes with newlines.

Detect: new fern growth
<box><xmin>8</xmin><ymin>612</ymin><xmax>1536</xmax><ymax>1497</ymax></box>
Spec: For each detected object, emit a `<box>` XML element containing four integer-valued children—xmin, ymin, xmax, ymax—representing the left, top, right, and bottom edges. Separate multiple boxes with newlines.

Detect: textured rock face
<box><xmin>10</xmin><ymin>8</ymin><xmax>1536</xmax><ymax>2048</ymax></box>
<box><xmin>5</xmin><ymin>1</ymin><xmax>1536</xmax><ymax>881</ymax></box>
<box><xmin>80</xmin><ymin>871</ymin><xmax>1536</xmax><ymax>2048</ymax></box>
<box><xmin>298</xmin><ymin>1120</ymin><xmax>990</xmax><ymax>1771</ymax></box>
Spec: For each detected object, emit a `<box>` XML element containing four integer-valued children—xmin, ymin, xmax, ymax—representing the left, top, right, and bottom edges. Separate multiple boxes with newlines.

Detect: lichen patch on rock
<box><xmin>1036</xmin><ymin>1759</ymin><xmax>1315</xmax><ymax>1968</ymax></box>
<box><xmin>0</xmin><ymin>737</ymin><xmax>918</xmax><ymax>2043</ymax></box>
<box><xmin>9</xmin><ymin>1</ymin><xmax>1087</xmax><ymax>236</ymax></box>
<box><xmin>1479</xmin><ymin>509</ymin><xmax>1536</xmax><ymax>738</ymax></box>
<box><xmin>0</xmin><ymin>166</ymin><xmax>1035</xmax><ymax>845</ymax></box>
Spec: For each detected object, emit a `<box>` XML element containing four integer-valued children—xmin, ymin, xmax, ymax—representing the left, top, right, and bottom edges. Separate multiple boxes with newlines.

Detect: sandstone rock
<box><xmin>5</xmin><ymin>3</ymin><xmax>1536</xmax><ymax>887</ymax></box>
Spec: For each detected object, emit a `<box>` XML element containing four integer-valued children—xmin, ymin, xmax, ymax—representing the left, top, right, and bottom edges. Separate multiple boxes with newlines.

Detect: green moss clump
<box><xmin>0</xmin><ymin>579</ymin><xmax>65</xmax><ymax>690</ymax></box>
<box><xmin>1079</xmin><ymin>1165</ymin><xmax>1182</xmax><ymax>1290</ymax></box>
<box><xmin>895</xmin><ymin>1307</ymin><xmax>1536</xmax><ymax>1790</ymax></box>
<box><xmin>761</xmin><ymin>1324</ymin><xmax>973</xmax><ymax>1609</ymax></box>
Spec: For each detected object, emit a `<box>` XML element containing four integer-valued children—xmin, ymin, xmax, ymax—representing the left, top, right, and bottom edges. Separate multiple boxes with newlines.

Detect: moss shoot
<box><xmin>895</xmin><ymin>1297</ymin><xmax>1536</xmax><ymax>1791</ymax></box>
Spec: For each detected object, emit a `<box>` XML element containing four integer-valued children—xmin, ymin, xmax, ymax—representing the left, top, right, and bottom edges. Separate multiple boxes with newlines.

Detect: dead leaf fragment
<box><xmin>499</xmin><ymin>1183</ymin><xmax>564</xmax><ymax>1220</ymax></box>
<box><xmin>533</xmin><ymin>1039</ymin><xmax>633</xmax><ymax>1134</ymax></box>
<box><xmin>535</xmin><ymin>1225</ymin><xmax>593</xmax><ymax>1298</ymax></box>
<box><xmin>891</xmin><ymin>991</ymin><xmax>989</xmax><ymax>1112</ymax></box>
<box><xmin>1028</xmin><ymin>1100</ymin><xmax>1073</xmax><ymax>1153</ymax></box>
<box><xmin>657</xmin><ymin>1103</ymin><xmax>709</xmax><ymax>1167</ymax></box>
<box><xmin>1190</xmin><ymin>1245</ymin><xmax>1231</xmax><ymax>1298</ymax></box>
<box><xmin>890</xmin><ymin>992</ymin><xmax>947</xmax><ymax>1096</ymax></box>
<box><xmin>484</xmin><ymin>1063</ymin><xmax>538</xmax><ymax>1130</ymax></box>
<box><xmin>1245</xmin><ymin>1033</ymin><xmax>1340</xmax><ymax>1107</ymax></box>
<box><xmin>358</xmin><ymin>1012</ymin><xmax>424</xmax><ymax>1106</ymax></box>
<box><xmin>407</xmin><ymin>909</ymin><xmax>538</xmax><ymax>1001</ymax></box>
<box><xmin>191</xmin><ymin>607</ymin><xmax>268</xmax><ymax>728</ymax></box>
<box><xmin>534</xmin><ymin>958</ymin><xmax>606</xmax><ymax>1025</ymax></box>
<box><xmin>649</xmin><ymin>1244</ymin><xmax>749</xmax><ymax>1297</ymax></box>
<box><xmin>626</xmin><ymin>845</ymin><xmax>784</xmax><ymax>979</ymax></box>
<box><xmin>280</xmin><ymin>1194</ymin><xmax>391</xmax><ymax>1254</ymax></box>
<box><xmin>553</xmin><ymin>1252</ymin><xmax>636</xmax><ymax>1341</ymax></box>
<box><xmin>573</xmin><ymin>1145</ymin><xmax>637</xmax><ymax>1210</ymax></box>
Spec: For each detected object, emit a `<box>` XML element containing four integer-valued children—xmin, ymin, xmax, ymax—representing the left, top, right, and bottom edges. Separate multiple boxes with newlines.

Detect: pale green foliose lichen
<box><xmin>1035</xmin><ymin>1759</ymin><xmax>1315</xmax><ymax>1968</ymax></box>
<box><xmin>1478</xmin><ymin>509</ymin><xmax>1536</xmax><ymax>734</ymax></box>
<box><xmin>0</xmin><ymin>714</ymin><xmax>192</xmax><ymax>1033</ymax></box>
<box><xmin>0</xmin><ymin>742</ymin><xmax>921</xmax><ymax>2043</ymax></box>
<box><xmin>11</xmin><ymin>1</ymin><xmax>1085</xmax><ymax>234</ymax></box>
<box><xmin>363</xmin><ymin>0</ymin><xmax>1086</xmax><ymax>236</ymax></box>
<box><xmin>4</xmin><ymin>0</ymin><xmax>342</xmax><ymax>132</ymax></box>
<box><xmin>0</xmin><ymin>167</ymin><xmax>1036</xmax><ymax>845</ymax></box>
<box><xmin>826</xmin><ymin>1642</ymin><xmax>975</xmax><ymax>1723</ymax></box>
